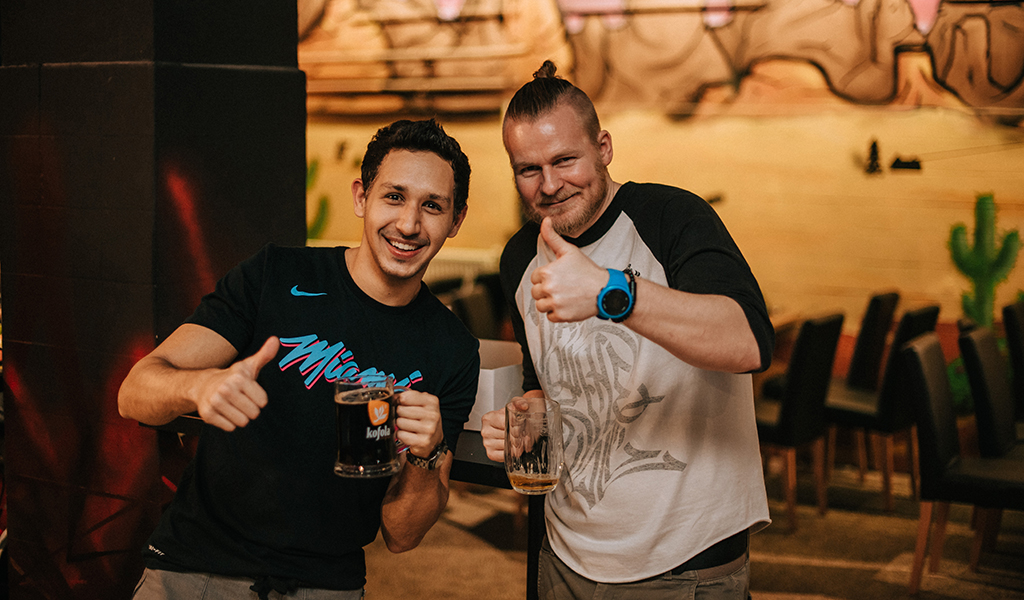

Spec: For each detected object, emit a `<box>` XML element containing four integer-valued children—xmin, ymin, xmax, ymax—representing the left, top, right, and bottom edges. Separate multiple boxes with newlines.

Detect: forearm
<box><xmin>118</xmin><ymin>356</ymin><xmax>209</xmax><ymax>425</ymax></box>
<box><xmin>117</xmin><ymin>323</ymin><xmax>243</xmax><ymax>426</ymax></box>
<box><xmin>379</xmin><ymin>454</ymin><xmax>453</xmax><ymax>553</ymax></box>
<box><xmin>625</xmin><ymin>278</ymin><xmax>762</xmax><ymax>373</ymax></box>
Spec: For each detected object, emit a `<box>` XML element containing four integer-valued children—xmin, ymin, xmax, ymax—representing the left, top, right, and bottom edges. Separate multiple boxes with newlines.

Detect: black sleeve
<box><xmin>439</xmin><ymin>341</ymin><xmax>481</xmax><ymax>454</ymax></box>
<box><xmin>185</xmin><ymin>244</ymin><xmax>272</xmax><ymax>353</ymax></box>
<box><xmin>499</xmin><ymin>225</ymin><xmax>543</xmax><ymax>392</ymax></box>
<box><xmin>664</xmin><ymin>199</ymin><xmax>774</xmax><ymax>372</ymax></box>
<box><xmin>627</xmin><ymin>187</ymin><xmax>774</xmax><ymax>372</ymax></box>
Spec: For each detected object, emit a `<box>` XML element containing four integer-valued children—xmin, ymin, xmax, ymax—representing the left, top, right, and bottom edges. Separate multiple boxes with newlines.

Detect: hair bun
<box><xmin>533</xmin><ymin>60</ymin><xmax>558</xmax><ymax>79</ymax></box>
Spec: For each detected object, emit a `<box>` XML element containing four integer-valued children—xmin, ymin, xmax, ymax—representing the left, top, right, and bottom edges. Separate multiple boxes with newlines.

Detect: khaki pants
<box><xmin>538</xmin><ymin>539</ymin><xmax>750</xmax><ymax>600</ymax></box>
<box><xmin>132</xmin><ymin>569</ymin><xmax>365</xmax><ymax>600</ymax></box>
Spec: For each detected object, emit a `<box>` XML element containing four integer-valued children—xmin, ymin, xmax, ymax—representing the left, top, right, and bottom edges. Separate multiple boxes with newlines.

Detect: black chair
<box><xmin>958</xmin><ymin>327</ymin><xmax>1024</xmax><ymax>460</ymax></box>
<box><xmin>824</xmin><ymin>291</ymin><xmax>900</xmax><ymax>479</ymax></box>
<box><xmin>845</xmin><ymin>292</ymin><xmax>902</xmax><ymax>391</ymax></box>
<box><xmin>957</xmin><ymin>326</ymin><xmax>1024</xmax><ymax>564</ymax></box>
<box><xmin>1003</xmin><ymin>301</ymin><xmax>1024</xmax><ymax>425</ymax></box>
<box><xmin>449</xmin><ymin>286</ymin><xmax>501</xmax><ymax>340</ymax></box>
<box><xmin>901</xmin><ymin>333</ymin><xmax>1024</xmax><ymax>594</ymax></box>
<box><xmin>756</xmin><ymin>312</ymin><xmax>844</xmax><ymax>532</ymax></box>
<box><xmin>825</xmin><ymin>305</ymin><xmax>940</xmax><ymax>511</ymax></box>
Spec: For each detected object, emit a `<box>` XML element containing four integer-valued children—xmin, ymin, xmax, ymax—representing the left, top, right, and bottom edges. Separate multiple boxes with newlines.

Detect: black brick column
<box><xmin>0</xmin><ymin>2</ymin><xmax>306</xmax><ymax>597</ymax></box>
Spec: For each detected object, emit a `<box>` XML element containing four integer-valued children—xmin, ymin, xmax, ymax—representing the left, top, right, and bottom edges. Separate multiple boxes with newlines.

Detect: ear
<box><xmin>597</xmin><ymin>129</ymin><xmax>613</xmax><ymax>167</ymax></box>
<box><xmin>447</xmin><ymin>205</ymin><xmax>468</xmax><ymax>239</ymax></box>
<box><xmin>351</xmin><ymin>179</ymin><xmax>367</xmax><ymax>218</ymax></box>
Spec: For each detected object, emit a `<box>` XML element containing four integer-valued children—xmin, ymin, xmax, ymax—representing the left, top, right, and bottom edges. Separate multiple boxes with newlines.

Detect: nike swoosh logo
<box><xmin>291</xmin><ymin>285</ymin><xmax>326</xmax><ymax>297</ymax></box>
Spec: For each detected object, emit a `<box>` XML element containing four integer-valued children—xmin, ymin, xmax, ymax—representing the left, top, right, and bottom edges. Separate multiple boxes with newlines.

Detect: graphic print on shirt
<box><xmin>530</xmin><ymin>301</ymin><xmax>687</xmax><ymax>509</ymax></box>
<box><xmin>277</xmin><ymin>334</ymin><xmax>423</xmax><ymax>390</ymax></box>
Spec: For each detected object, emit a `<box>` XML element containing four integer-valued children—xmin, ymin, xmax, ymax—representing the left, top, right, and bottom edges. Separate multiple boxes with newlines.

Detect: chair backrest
<box><xmin>1003</xmin><ymin>301</ymin><xmax>1024</xmax><ymax>421</ymax></box>
<box><xmin>846</xmin><ymin>291</ymin><xmax>900</xmax><ymax>391</ymax></box>
<box><xmin>450</xmin><ymin>286</ymin><xmax>500</xmax><ymax>340</ymax></box>
<box><xmin>902</xmin><ymin>332</ymin><xmax>961</xmax><ymax>500</ymax></box>
<box><xmin>777</xmin><ymin>313</ymin><xmax>845</xmax><ymax>445</ymax></box>
<box><xmin>958</xmin><ymin>327</ymin><xmax>1018</xmax><ymax>457</ymax></box>
<box><xmin>875</xmin><ymin>305</ymin><xmax>941</xmax><ymax>429</ymax></box>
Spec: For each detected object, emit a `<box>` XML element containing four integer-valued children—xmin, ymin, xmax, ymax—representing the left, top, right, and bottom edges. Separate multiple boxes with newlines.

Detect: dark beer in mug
<box><xmin>334</xmin><ymin>377</ymin><xmax>400</xmax><ymax>478</ymax></box>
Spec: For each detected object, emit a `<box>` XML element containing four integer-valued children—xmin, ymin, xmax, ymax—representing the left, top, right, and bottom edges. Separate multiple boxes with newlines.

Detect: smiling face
<box><xmin>503</xmin><ymin>101</ymin><xmax>615</xmax><ymax>238</ymax></box>
<box><xmin>350</xmin><ymin>149</ymin><xmax>465</xmax><ymax>304</ymax></box>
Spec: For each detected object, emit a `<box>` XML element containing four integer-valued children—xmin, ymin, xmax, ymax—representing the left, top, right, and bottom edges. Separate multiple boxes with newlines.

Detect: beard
<box><xmin>519</xmin><ymin>170</ymin><xmax>609</xmax><ymax>238</ymax></box>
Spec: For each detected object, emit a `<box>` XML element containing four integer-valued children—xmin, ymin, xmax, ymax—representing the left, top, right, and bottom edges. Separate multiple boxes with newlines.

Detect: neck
<box><xmin>344</xmin><ymin>247</ymin><xmax>422</xmax><ymax>307</ymax></box>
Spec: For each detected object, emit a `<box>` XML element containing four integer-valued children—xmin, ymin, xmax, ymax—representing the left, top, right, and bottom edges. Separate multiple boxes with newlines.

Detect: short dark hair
<box><xmin>504</xmin><ymin>61</ymin><xmax>601</xmax><ymax>143</ymax></box>
<box><xmin>361</xmin><ymin>119</ymin><xmax>471</xmax><ymax>218</ymax></box>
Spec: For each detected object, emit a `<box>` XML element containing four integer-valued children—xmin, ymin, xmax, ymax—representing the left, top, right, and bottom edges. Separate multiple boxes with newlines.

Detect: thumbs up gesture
<box><xmin>531</xmin><ymin>217</ymin><xmax>609</xmax><ymax>323</ymax></box>
<box><xmin>195</xmin><ymin>336</ymin><xmax>280</xmax><ymax>431</ymax></box>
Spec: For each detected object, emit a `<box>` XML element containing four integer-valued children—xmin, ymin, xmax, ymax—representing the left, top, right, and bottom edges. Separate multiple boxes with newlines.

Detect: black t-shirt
<box><xmin>145</xmin><ymin>244</ymin><xmax>480</xmax><ymax>590</ymax></box>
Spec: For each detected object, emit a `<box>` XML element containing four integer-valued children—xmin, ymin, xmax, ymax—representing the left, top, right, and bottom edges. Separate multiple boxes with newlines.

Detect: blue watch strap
<box><xmin>597</xmin><ymin>268</ymin><xmax>634</xmax><ymax>321</ymax></box>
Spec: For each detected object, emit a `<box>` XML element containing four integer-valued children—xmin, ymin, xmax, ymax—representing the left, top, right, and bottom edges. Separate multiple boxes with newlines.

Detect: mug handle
<box><xmin>392</xmin><ymin>386</ymin><xmax>410</xmax><ymax>453</ymax></box>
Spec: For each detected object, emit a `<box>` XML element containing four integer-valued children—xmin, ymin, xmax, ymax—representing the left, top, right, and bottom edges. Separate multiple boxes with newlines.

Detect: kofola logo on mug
<box><xmin>367</xmin><ymin>399</ymin><xmax>389</xmax><ymax>426</ymax></box>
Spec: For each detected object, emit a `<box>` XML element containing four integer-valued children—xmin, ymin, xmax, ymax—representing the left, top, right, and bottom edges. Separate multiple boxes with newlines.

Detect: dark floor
<box><xmin>363</xmin><ymin>461</ymin><xmax>1024</xmax><ymax>600</ymax></box>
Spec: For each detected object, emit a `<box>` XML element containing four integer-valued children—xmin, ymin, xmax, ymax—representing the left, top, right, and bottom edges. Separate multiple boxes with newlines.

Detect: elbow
<box><xmin>117</xmin><ymin>382</ymin><xmax>134</xmax><ymax>421</ymax></box>
<box><xmin>735</xmin><ymin>343</ymin><xmax>764</xmax><ymax>374</ymax></box>
<box><xmin>383</xmin><ymin>533</ymin><xmax>423</xmax><ymax>554</ymax></box>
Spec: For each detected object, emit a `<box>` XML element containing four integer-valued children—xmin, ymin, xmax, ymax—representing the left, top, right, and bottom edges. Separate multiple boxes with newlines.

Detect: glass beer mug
<box><xmin>504</xmin><ymin>396</ymin><xmax>564</xmax><ymax>494</ymax></box>
<box><xmin>334</xmin><ymin>374</ymin><xmax>400</xmax><ymax>478</ymax></box>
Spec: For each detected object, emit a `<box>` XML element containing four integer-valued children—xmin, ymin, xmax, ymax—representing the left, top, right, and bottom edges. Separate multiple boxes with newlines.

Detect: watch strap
<box><xmin>597</xmin><ymin>268</ymin><xmax>635</xmax><ymax>321</ymax></box>
<box><xmin>406</xmin><ymin>439</ymin><xmax>448</xmax><ymax>470</ymax></box>
<box><xmin>613</xmin><ymin>268</ymin><xmax>637</xmax><ymax>323</ymax></box>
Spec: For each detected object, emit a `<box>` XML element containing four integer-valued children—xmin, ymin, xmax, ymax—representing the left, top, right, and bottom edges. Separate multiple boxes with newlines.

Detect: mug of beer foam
<box><xmin>505</xmin><ymin>396</ymin><xmax>564</xmax><ymax>494</ymax></box>
<box><xmin>334</xmin><ymin>374</ymin><xmax>400</xmax><ymax>478</ymax></box>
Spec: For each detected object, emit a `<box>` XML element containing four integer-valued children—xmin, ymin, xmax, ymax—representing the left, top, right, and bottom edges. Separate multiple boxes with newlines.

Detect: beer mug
<box><xmin>334</xmin><ymin>374</ymin><xmax>400</xmax><ymax>478</ymax></box>
<box><xmin>504</xmin><ymin>396</ymin><xmax>564</xmax><ymax>494</ymax></box>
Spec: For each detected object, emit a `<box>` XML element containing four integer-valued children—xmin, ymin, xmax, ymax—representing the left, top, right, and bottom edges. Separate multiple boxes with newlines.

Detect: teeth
<box><xmin>390</xmin><ymin>240</ymin><xmax>418</xmax><ymax>252</ymax></box>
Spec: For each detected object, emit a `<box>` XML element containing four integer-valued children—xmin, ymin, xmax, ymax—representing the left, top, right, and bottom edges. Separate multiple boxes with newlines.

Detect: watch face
<box><xmin>601</xmin><ymin>289</ymin><xmax>631</xmax><ymax>317</ymax></box>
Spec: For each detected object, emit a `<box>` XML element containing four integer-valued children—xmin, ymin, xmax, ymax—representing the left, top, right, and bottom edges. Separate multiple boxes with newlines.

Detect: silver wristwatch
<box><xmin>406</xmin><ymin>439</ymin><xmax>448</xmax><ymax>470</ymax></box>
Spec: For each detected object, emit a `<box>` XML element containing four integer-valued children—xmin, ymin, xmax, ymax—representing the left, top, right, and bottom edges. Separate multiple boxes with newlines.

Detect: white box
<box><xmin>464</xmin><ymin>339</ymin><xmax>524</xmax><ymax>431</ymax></box>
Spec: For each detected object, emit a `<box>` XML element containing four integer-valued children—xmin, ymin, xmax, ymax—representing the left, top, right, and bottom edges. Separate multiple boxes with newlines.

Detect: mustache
<box><xmin>538</xmin><ymin>191</ymin><xmax>576</xmax><ymax>205</ymax></box>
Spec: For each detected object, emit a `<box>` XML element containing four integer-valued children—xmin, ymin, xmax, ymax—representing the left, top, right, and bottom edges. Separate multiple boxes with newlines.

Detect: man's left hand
<box><xmin>394</xmin><ymin>389</ymin><xmax>443</xmax><ymax>459</ymax></box>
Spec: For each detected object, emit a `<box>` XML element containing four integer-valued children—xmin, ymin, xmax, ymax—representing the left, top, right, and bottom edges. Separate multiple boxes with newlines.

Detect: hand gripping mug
<box><xmin>334</xmin><ymin>374</ymin><xmax>400</xmax><ymax>478</ymax></box>
<box><xmin>504</xmin><ymin>396</ymin><xmax>564</xmax><ymax>494</ymax></box>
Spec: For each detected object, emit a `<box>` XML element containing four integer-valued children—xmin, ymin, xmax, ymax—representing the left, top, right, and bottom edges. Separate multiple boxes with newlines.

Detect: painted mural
<box><xmin>298</xmin><ymin>0</ymin><xmax>1024</xmax><ymax>121</ymax></box>
<box><xmin>300</xmin><ymin>0</ymin><xmax>1024</xmax><ymax>337</ymax></box>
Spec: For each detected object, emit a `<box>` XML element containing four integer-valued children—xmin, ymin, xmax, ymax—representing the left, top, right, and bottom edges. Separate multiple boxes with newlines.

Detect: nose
<box><xmin>540</xmin><ymin>166</ymin><xmax>561</xmax><ymax>197</ymax></box>
<box><xmin>395</xmin><ymin>201</ymin><xmax>420</xmax><ymax>236</ymax></box>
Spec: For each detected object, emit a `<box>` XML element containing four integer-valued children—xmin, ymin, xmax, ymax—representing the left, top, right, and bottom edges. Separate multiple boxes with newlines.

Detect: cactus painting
<box><xmin>949</xmin><ymin>193</ymin><xmax>1021</xmax><ymax>328</ymax></box>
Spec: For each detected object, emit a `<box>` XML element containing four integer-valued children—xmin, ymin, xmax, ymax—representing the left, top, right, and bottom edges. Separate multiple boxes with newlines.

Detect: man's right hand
<box><xmin>480</xmin><ymin>408</ymin><xmax>506</xmax><ymax>462</ymax></box>
<box><xmin>194</xmin><ymin>336</ymin><xmax>280</xmax><ymax>431</ymax></box>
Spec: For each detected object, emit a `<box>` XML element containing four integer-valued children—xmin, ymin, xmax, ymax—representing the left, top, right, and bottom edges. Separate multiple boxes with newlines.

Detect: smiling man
<box><xmin>119</xmin><ymin>119</ymin><xmax>480</xmax><ymax>600</ymax></box>
<box><xmin>480</xmin><ymin>63</ymin><xmax>775</xmax><ymax>600</ymax></box>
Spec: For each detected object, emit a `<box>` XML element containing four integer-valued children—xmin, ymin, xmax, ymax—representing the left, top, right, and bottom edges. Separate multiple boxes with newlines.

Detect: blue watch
<box><xmin>596</xmin><ymin>268</ymin><xmax>635</xmax><ymax>322</ymax></box>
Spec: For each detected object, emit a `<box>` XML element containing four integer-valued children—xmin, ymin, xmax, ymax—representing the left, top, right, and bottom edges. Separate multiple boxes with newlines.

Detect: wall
<box><xmin>302</xmin><ymin>0</ymin><xmax>1024</xmax><ymax>332</ymax></box>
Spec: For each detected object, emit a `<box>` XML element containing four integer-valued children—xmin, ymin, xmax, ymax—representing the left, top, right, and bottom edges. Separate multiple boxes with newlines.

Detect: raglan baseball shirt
<box><xmin>500</xmin><ymin>182</ymin><xmax>774</xmax><ymax>582</ymax></box>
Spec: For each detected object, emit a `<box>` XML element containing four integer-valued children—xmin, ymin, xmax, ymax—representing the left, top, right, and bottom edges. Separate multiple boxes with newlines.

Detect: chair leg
<box><xmin>909</xmin><ymin>501</ymin><xmax>934</xmax><ymax>595</ymax></box>
<box><xmin>784</xmin><ymin>447</ymin><xmax>798</xmax><ymax>532</ymax></box>
<box><xmin>813</xmin><ymin>437</ymin><xmax>827</xmax><ymax>515</ymax></box>
<box><xmin>928</xmin><ymin>501</ymin><xmax>951</xmax><ymax>574</ymax></box>
<box><xmin>826</xmin><ymin>425</ymin><xmax>837</xmax><ymax>483</ymax></box>
<box><xmin>882</xmin><ymin>433</ymin><xmax>895</xmax><ymax>512</ymax></box>
<box><xmin>984</xmin><ymin>509</ymin><xmax>1003</xmax><ymax>551</ymax></box>
<box><xmin>970</xmin><ymin>508</ymin><xmax>989</xmax><ymax>572</ymax></box>
<box><xmin>871</xmin><ymin>432</ymin><xmax>884</xmax><ymax>473</ymax></box>
<box><xmin>970</xmin><ymin>507</ymin><xmax>1002</xmax><ymax>572</ymax></box>
<box><xmin>909</xmin><ymin>426</ymin><xmax>921</xmax><ymax>500</ymax></box>
<box><xmin>855</xmin><ymin>429</ymin><xmax>868</xmax><ymax>483</ymax></box>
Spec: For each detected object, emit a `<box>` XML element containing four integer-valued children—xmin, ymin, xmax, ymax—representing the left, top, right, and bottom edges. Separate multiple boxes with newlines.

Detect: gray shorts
<box><xmin>538</xmin><ymin>539</ymin><xmax>750</xmax><ymax>600</ymax></box>
<box><xmin>132</xmin><ymin>568</ymin><xmax>365</xmax><ymax>600</ymax></box>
